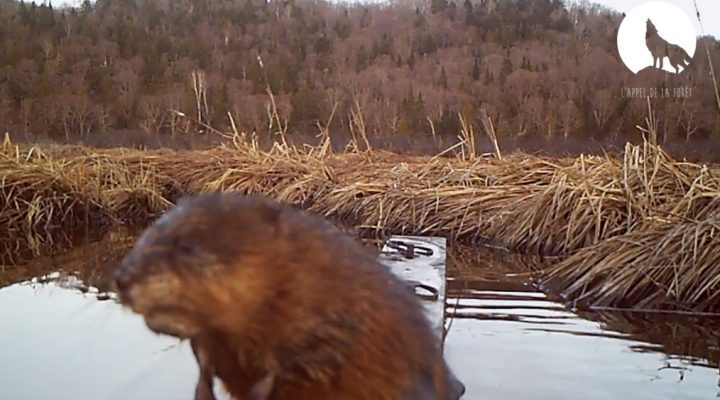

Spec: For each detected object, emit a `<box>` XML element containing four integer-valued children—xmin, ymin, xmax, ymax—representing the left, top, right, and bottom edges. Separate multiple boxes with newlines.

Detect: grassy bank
<box><xmin>2</xmin><ymin>136</ymin><xmax>719</xmax><ymax>312</ymax></box>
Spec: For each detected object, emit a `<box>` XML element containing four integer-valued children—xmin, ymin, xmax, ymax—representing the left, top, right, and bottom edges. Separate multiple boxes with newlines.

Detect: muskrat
<box><xmin>114</xmin><ymin>193</ymin><xmax>465</xmax><ymax>400</ymax></box>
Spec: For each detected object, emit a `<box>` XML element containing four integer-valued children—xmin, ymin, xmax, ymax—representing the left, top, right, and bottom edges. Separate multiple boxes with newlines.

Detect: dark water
<box><xmin>1</xmin><ymin>231</ymin><xmax>719</xmax><ymax>400</ymax></box>
<box><xmin>444</xmin><ymin>249</ymin><xmax>720</xmax><ymax>400</ymax></box>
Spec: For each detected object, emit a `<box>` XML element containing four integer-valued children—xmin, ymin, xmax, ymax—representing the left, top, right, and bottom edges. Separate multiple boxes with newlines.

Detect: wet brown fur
<box><xmin>114</xmin><ymin>193</ymin><xmax>463</xmax><ymax>400</ymax></box>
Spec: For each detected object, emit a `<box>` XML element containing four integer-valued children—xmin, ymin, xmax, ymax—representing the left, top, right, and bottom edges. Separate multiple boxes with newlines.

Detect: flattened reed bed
<box><xmin>2</xmin><ymin>140</ymin><xmax>720</xmax><ymax>312</ymax></box>
<box><xmin>548</xmin><ymin>217</ymin><xmax>720</xmax><ymax>312</ymax></box>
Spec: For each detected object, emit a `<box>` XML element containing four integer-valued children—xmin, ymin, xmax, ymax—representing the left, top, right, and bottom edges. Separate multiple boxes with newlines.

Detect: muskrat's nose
<box><xmin>114</xmin><ymin>268</ymin><xmax>133</xmax><ymax>293</ymax></box>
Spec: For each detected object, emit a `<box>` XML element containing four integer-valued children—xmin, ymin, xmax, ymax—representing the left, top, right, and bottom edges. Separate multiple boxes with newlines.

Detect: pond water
<box><xmin>444</xmin><ymin>249</ymin><xmax>720</xmax><ymax>400</ymax></box>
<box><xmin>0</xmin><ymin>231</ymin><xmax>718</xmax><ymax>400</ymax></box>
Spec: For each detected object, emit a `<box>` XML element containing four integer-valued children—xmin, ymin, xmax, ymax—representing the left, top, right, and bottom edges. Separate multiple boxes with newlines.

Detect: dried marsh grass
<box><xmin>2</xmin><ymin>136</ymin><xmax>720</xmax><ymax>312</ymax></box>
<box><xmin>548</xmin><ymin>217</ymin><xmax>720</xmax><ymax>312</ymax></box>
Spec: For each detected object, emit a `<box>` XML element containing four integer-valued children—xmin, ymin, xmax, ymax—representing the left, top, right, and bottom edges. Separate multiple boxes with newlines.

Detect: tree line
<box><xmin>0</xmin><ymin>0</ymin><xmax>718</xmax><ymax>146</ymax></box>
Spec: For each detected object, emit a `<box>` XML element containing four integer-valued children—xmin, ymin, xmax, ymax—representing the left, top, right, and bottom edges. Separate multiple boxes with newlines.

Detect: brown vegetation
<box><xmin>2</xmin><ymin>132</ymin><xmax>720</xmax><ymax>312</ymax></box>
<box><xmin>0</xmin><ymin>0</ymin><xmax>719</xmax><ymax>147</ymax></box>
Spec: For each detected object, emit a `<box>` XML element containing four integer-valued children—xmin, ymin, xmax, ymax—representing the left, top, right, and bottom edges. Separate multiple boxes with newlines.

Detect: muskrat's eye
<box><xmin>173</xmin><ymin>237</ymin><xmax>196</xmax><ymax>255</ymax></box>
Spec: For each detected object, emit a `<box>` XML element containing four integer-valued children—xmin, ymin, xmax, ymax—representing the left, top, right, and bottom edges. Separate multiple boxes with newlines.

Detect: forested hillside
<box><xmin>0</xmin><ymin>0</ymin><xmax>718</xmax><ymax>147</ymax></box>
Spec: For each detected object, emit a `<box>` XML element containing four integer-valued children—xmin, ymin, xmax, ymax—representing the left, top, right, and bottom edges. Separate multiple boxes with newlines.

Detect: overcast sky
<box><xmin>576</xmin><ymin>0</ymin><xmax>719</xmax><ymax>38</ymax></box>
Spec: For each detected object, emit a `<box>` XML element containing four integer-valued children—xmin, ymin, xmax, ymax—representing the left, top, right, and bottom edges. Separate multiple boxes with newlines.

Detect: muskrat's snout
<box><xmin>113</xmin><ymin>262</ymin><xmax>135</xmax><ymax>305</ymax></box>
<box><xmin>114</xmin><ymin>267</ymin><xmax>131</xmax><ymax>292</ymax></box>
<box><xmin>113</xmin><ymin>255</ymin><xmax>144</xmax><ymax>304</ymax></box>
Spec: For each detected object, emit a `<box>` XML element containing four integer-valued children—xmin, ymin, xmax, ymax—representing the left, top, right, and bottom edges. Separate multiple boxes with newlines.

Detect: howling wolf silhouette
<box><xmin>645</xmin><ymin>19</ymin><xmax>692</xmax><ymax>73</ymax></box>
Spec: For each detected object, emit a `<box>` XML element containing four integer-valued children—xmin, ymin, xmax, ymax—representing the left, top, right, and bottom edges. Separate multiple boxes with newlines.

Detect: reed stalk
<box><xmin>2</xmin><ymin>138</ymin><xmax>720</xmax><ymax>312</ymax></box>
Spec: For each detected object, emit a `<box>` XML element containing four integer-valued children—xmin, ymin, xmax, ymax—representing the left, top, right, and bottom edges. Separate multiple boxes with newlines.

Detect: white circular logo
<box><xmin>617</xmin><ymin>1</ymin><xmax>697</xmax><ymax>74</ymax></box>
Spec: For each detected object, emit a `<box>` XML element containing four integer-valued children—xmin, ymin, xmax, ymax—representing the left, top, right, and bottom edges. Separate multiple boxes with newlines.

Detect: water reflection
<box><xmin>1</xmin><ymin>232</ymin><xmax>719</xmax><ymax>399</ymax></box>
<box><xmin>0</xmin><ymin>274</ymin><xmax>199</xmax><ymax>399</ymax></box>
<box><xmin>0</xmin><ymin>227</ymin><xmax>136</xmax><ymax>289</ymax></box>
<box><xmin>444</xmin><ymin>246</ymin><xmax>720</xmax><ymax>400</ymax></box>
<box><xmin>0</xmin><ymin>231</ymin><xmax>235</xmax><ymax>400</ymax></box>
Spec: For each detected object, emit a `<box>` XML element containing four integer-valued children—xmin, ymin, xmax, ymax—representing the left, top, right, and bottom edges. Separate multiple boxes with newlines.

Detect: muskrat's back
<box><xmin>114</xmin><ymin>193</ymin><xmax>464</xmax><ymax>399</ymax></box>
